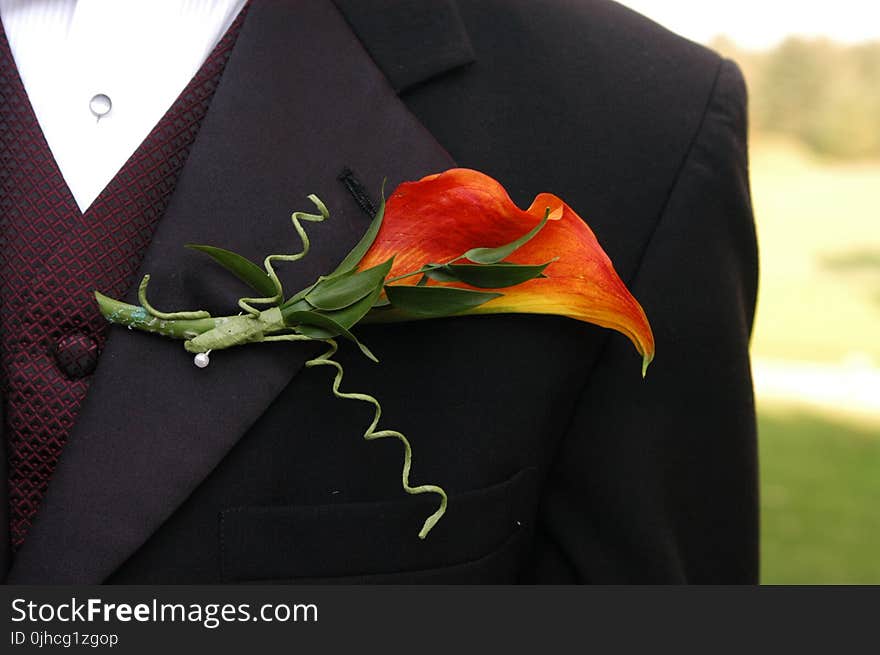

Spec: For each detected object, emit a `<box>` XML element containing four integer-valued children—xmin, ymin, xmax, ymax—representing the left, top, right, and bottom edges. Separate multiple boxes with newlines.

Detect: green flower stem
<box><xmin>95</xmin><ymin>292</ymin><xmax>221</xmax><ymax>340</ymax></box>
<box><xmin>305</xmin><ymin>339</ymin><xmax>448</xmax><ymax>539</ymax></box>
<box><xmin>384</xmin><ymin>265</ymin><xmax>436</xmax><ymax>285</ymax></box>
<box><xmin>184</xmin><ymin>307</ymin><xmax>287</xmax><ymax>353</ymax></box>
<box><xmin>94</xmin><ymin>293</ymin><xmax>290</xmax><ymax>354</ymax></box>
<box><xmin>383</xmin><ymin>257</ymin><xmax>460</xmax><ymax>285</ymax></box>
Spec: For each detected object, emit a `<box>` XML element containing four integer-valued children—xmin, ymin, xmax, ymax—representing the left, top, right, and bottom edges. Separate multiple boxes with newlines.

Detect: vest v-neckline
<box><xmin>0</xmin><ymin>8</ymin><xmax>248</xmax><ymax>218</ymax></box>
<box><xmin>0</xmin><ymin>1</ymin><xmax>250</xmax><ymax>213</ymax></box>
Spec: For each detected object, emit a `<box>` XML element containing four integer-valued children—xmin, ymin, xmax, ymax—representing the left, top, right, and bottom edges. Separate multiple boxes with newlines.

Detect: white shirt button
<box><xmin>1</xmin><ymin>0</ymin><xmax>247</xmax><ymax>211</ymax></box>
<box><xmin>88</xmin><ymin>93</ymin><xmax>112</xmax><ymax>121</ymax></box>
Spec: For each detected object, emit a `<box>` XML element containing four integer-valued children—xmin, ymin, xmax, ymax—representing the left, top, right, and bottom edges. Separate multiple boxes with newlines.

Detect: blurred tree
<box><xmin>710</xmin><ymin>37</ymin><xmax>880</xmax><ymax>159</ymax></box>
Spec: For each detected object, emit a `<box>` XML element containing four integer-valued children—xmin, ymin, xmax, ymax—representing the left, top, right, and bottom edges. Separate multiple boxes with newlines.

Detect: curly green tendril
<box><xmin>238</xmin><ymin>195</ymin><xmax>330</xmax><ymax>316</ymax></box>
<box><xmin>138</xmin><ymin>275</ymin><xmax>212</xmax><ymax>320</ymax></box>
<box><xmin>305</xmin><ymin>339</ymin><xmax>448</xmax><ymax>539</ymax></box>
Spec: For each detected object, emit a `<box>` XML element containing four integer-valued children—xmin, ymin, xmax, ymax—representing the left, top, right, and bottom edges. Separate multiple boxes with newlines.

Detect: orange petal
<box><xmin>359</xmin><ymin>168</ymin><xmax>655</xmax><ymax>374</ymax></box>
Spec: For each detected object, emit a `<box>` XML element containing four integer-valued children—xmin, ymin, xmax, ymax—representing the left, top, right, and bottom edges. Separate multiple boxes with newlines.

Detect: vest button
<box><xmin>53</xmin><ymin>332</ymin><xmax>100</xmax><ymax>380</ymax></box>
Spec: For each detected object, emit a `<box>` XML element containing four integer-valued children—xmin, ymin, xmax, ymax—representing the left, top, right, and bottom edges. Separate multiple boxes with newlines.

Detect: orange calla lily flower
<box><xmin>358</xmin><ymin>168</ymin><xmax>655</xmax><ymax>375</ymax></box>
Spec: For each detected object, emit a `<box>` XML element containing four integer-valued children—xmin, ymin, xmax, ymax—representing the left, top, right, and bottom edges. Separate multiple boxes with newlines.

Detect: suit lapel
<box><xmin>332</xmin><ymin>0</ymin><xmax>475</xmax><ymax>93</ymax></box>
<box><xmin>8</xmin><ymin>0</ymin><xmax>458</xmax><ymax>583</ymax></box>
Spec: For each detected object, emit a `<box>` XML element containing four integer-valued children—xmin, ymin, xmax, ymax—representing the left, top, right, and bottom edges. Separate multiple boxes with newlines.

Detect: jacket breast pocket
<box><xmin>219</xmin><ymin>467</ymin><xmax>539</xmax><ymax>583</ymax></box>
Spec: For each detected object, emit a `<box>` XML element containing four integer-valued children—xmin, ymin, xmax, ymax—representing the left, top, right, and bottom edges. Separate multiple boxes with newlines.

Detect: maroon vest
<box><xmin>0</xmin><ymin>10</ymin><xmax>247</xmax><ymax>549</ymax></box>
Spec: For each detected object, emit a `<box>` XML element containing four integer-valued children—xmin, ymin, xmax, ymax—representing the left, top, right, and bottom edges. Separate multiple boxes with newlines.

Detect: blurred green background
<box><xmin>623</xmin><ymin>2</ymin><xmax>880</xmax><ymax>584</ymax></box>
<box><xmin>717</xmin><ymin>38</ymin><xmax>880</xmax><ymax>584</ymax></box>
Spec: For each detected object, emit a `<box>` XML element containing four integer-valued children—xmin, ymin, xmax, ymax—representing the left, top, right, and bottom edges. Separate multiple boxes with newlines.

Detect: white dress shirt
<box><xmin>0</xmin><ymin>0</ymin><xmax>248</xmax><ymax>213</ymax></box>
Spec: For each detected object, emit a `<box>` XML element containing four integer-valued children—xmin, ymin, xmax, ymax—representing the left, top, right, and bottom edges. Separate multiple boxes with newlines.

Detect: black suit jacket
<box><xmin>2</xmin><ymin>0</ymin><xmax>758</xmax><ymax>584</ymax></box>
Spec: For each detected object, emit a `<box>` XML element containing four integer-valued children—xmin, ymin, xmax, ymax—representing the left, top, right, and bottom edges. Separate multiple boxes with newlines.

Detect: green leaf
<box><xmin>282</xmin><ymin>308</ymin><xmax>378</xmax><ymax>362</ymax></box>
<box><xmin>186</xmin><ymin>244</ymin><xmax>276</xmax><ymax>297</ymax></box>
<box><xmin>292</xmin><ymin>323</ymin><xmax>337</xmax><ymax>340</ymax></box>
<box><xmin>384</xmin><ymin>285</ymin><xmax>502</xmax><ymax>317</ymax></box>
<box><xmin>287</xmin><ymin>283</ymin><xmax>382</xmax><ymax>332</ymax></box>
<box><xmin>305</xmin><ymin>257</ymin><xmax>394</xmax><ymax>311</ymax></box>
<box><xmin>328</xmin><ymin>284</ymin><xmax>386</xmax><ymax>329</ymax></box>
<box><xmin>426</xmin><ymin>261</ymin><xmax>554</xmax><ymax>288</ymax></box>
<box><xmin>280</xmin><ymin>281</ymin><xmax>320</xmax><ymax>310</ymax></box>
<box><xmin>281</xmin><ymin>284</ymin><xmax>384</xmax><ymax>358</ymax></box>
<box><xmin>421</xmin><ymin>265</ymin><xmax>458</xmax><ymax>283</ymax></box>
<box><xmin>280</xmin><ymin>296</ymin><xmax>313</xmax><ymax>314</ymax></box>
<box><xmin>326</xmin><ymin>180</ymin><xmax>387</xmax><ymax>278</ymax></box>
<box><xmin>462</xmin><ymin>207</ymin><xmax>552</xmax><ymax>264</ymax></box>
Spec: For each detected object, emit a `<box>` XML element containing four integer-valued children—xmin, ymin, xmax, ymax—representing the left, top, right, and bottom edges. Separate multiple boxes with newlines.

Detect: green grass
<box><xmin>759</xmin><ymin>407</ymin><xmax>880</xmax><ymax>583</ymax></box>
<box><xmin>749</xmin><ymin>137</ymin><xmax>880</xmax><ymax>583</ymax></box>
<box><xmin>749</xmin><ymin>136</ymin><xmax>880</xmax><ymax>363</ymax></box>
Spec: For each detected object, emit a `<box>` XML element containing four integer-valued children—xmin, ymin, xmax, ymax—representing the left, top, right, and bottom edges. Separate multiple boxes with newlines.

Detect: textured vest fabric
<box><xmin>0</xmin><ymin>9</ymin><xmax>247</xmax><ymax>550</ymax></box>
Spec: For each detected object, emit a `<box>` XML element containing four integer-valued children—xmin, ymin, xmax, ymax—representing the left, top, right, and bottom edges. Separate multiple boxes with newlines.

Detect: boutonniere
<box><xmin>95</xmin><ymin>168</ymin><xmax>654</xmax><ymax>538</ymax></box>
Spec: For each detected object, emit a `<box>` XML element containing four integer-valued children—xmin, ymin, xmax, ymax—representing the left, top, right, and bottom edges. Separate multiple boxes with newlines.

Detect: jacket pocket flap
<box><xmin>220</xmin><ymin>467</ymin><xmax>538</xmax><ymax>582</ymax></box>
